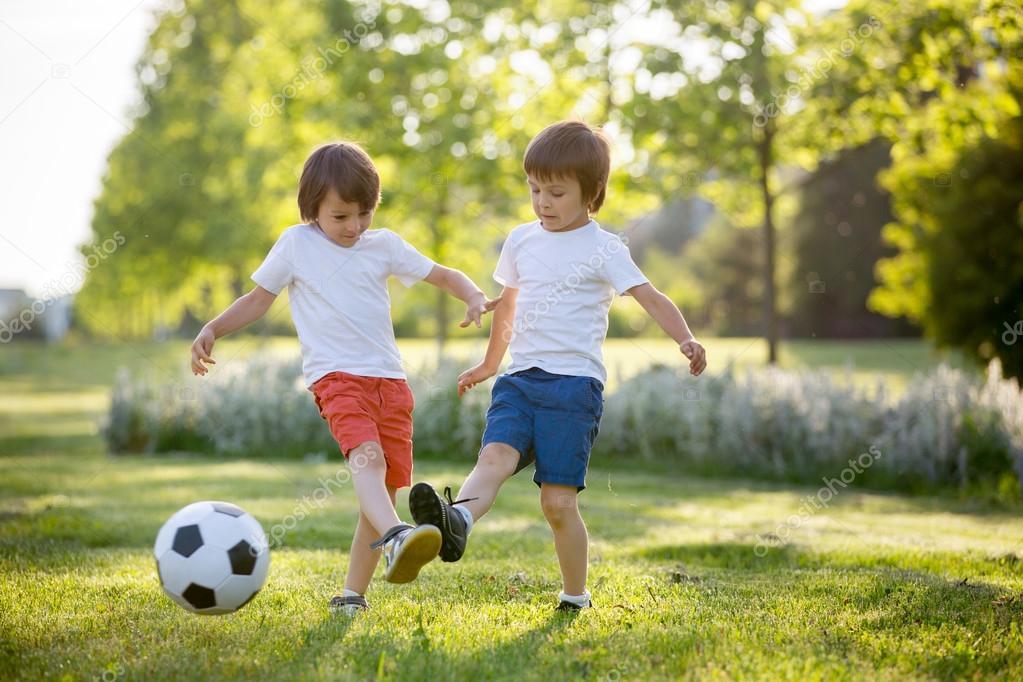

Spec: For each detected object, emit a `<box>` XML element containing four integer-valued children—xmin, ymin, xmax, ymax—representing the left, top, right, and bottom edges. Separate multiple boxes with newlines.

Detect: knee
<box><xmin>478</xmin><ymin>443</ymin><xmax>519</xmax><ymax>477</ymax></box>
<box><xmin>540</xmin><ymin>489</ymin><xmax>577</xmax><ymax>529</ymax></box>
<box><xmin>348</xmin><ymin>441</ymin><xmax>386</xmax><ymax>474</ymax></box>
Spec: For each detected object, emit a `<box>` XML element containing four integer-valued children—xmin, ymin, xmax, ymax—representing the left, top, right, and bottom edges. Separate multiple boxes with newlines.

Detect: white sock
<box><xmin>454</xmin><ymin>504</ymin><xmax>474</xmax><ymax>533</ymax></box>
<box><xmin>342</xmin><ymin>588</ymin><xmax>362</xmax><ymax>598</ymax></box>
<box><xmin>558</xmin><ymin>590</ymin><xmax>591</xmax><ymax>607</ymax></box>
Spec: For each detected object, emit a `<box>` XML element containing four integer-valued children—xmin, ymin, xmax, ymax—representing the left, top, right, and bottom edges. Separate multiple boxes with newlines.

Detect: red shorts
<box><xmin>311</xmin><ymin>371</ymin><xmax>416</xmax><ymax>489</ymax></box>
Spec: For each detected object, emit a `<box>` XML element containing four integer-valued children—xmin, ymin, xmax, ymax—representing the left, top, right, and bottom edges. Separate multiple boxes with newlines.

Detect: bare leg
<box><xmin>455</xmin><ymin>442</ymin><xmax>521</xmax><ymax>521</ymax></box>
<box><xmin>343</xmin><ymin>485</ymin><xmax>398</xmax><ymax>594</ymax></box>
<box><xmin>540</xmin><ymin>483</ymin><xmax>588</xmax><ymax>596</ymax></box>
<box><xmin>348</xmin><ymin>440</ymin><xmax>403</xmax><ymax>533</ymax></box>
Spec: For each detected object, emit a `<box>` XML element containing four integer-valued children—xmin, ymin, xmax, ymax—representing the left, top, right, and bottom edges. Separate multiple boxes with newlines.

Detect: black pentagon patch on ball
<box><xmin>182</xmin><ymin>583</ymin><xmax>217</xmax><ymax>610</ymax></box>
<box><xmin>212</xmin><ymin>502</ymin><xmax>245</xmax><ymax>518</ymax></box>
<box><xmin>228</xmin><ymin>540</ymin><xmax>257</xmax><ymax>575</ymax></box>
<box><xmin>172</xmin><ymin>524</ymin><xmax>203</xmax><ymax>557</ymax></box>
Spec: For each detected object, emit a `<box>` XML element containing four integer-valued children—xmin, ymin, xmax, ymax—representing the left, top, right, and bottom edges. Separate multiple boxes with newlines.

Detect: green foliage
<box><xmin>73</xmin><ymin>0</ymin><xmax>1023</xmax><ymax>370</ymax></box>
<box><xmin>872</xmin><ymin>115</ymin><xmax>1023</xmax><ymax>378</ymax></box>
<box><xmin>75</xmin><ymin>0</ymin><xmax>655</xmax><ymax>342</ymax></box>
<box><xmin>805</xmin><ymin>0</ymin><xmax>1023</xmax><ymax>376</ymax></box>
<box><xmin>622</xmin><ymin>0</ymin><xmax>815</xmax><ymax>359</ymax></box>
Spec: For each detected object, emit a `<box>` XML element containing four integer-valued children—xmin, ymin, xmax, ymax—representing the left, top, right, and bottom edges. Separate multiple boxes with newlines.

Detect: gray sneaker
<box><xmin>329</xmin><ymin>594</ymin><xmax>368</xmax><ymax>616</ymax></box>
<box><xmin>370</xmin><ymin>523</ymin><xmax>441</xmax><ymax>583</ymax></box>
<box><xmin>556</xmin><ymin>598</ymin><xmax>592</xmax><ymax>612</ymax></box>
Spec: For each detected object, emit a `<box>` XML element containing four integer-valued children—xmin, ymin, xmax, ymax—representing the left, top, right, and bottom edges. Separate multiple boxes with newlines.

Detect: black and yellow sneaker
<box><xmin>408</xmin><ymin>483</ymin><xmax>476</xmax><ymax>562</ymax></box>
<box><xmin>370</xmin><ymin>523</ymin><xmax>442</xmax><ymax>583</ymax></box>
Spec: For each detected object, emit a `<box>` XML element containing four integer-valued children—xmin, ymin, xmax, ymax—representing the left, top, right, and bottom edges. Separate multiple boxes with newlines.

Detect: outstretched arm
<box><xmin>423</xmin><ymin>265</ymin><xmax>499</xmax><ymax>328</ymax></box>
<box><xmin>628</xmin><ymin>282</ymin><xmax>707</xmax><ymax>376</ymax></box>
<box><xmin>190</xmin><ymin>285</ymin><xmax>277</xmax><ymax>375</ymax></box>
<box><xmin>457</xmin><ymin>286</ymin><xmax>519</xmax><ymax>396</ymax></box>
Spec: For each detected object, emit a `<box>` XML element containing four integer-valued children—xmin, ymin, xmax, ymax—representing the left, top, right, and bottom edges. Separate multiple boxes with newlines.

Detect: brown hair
<box><xmin>297</xmin><ymin>142</ymin><xmax>381</xmax><ymax>222</ymax></box>
<box><xmin>523</xmin><ymin>121</ymin><xmax>611</xmax><ymax>212</ymax></box>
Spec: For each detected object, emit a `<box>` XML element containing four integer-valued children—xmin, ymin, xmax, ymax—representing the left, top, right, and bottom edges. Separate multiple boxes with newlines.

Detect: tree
<box><xmin>622</xmin><ymin>0</ymin><xmax>814</xmax><ymax>363</ymax></box>
<box><xmin>873</xmin><ymin>114</ymin><xmax>1023</xmax><ymax>377</ymax></box>
<box><xmin>802</xmin><ymin>0</ymin><xmax>1023</xmax><ymax>375</ymax></box>
<box><xmin>76</xmin><ymin>0</ymin><xmax>635</xmax><ymax>343</ymax></box>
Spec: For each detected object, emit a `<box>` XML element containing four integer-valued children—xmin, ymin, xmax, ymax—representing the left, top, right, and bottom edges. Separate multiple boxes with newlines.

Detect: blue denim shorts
<box><xmin>481</xmin><ymin>367</ymin><xmax>604</xmax><ymax>491</ymax></box>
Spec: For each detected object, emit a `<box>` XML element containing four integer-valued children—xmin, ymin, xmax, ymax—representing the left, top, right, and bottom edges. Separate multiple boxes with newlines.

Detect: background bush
<box><xmin>105</xmin><ymin>355</ymin><xmax>1023</xmax><ymax>500</ymax></box>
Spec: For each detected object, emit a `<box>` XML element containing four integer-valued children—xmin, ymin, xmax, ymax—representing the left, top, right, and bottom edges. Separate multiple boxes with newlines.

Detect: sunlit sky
<box><xmin>0</xmin><ymin>0</ymin><xmax>845</xmax><ymax>298</ymax></box>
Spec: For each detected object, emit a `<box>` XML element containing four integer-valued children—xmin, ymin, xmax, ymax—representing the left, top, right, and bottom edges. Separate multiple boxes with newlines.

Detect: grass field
<box><xmin>2</xmin><ymin>338</ymin><xmax>1020</xmax><ymax>681</ymax></box>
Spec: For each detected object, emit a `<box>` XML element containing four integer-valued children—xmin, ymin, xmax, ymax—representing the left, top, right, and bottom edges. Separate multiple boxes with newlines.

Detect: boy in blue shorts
<box><xmin>408</xmin><ymin>121</ymin><xmax>707</xmax><ymax>611</ymax></box>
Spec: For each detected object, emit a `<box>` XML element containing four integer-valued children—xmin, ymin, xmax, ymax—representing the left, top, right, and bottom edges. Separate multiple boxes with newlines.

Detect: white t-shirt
<box><xmin>252</xmin><ymin>224</ymin><xmax>435</xmax><ymax>386</ymax></box>
<box><xmin>494</xmin><ymin>220</ymin><xmax>648</xmax><ymax>385</ymax></box>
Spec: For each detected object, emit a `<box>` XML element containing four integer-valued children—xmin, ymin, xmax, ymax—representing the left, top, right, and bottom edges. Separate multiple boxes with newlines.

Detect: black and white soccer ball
<box><xmin>154</xmin><ymin>501</ymin><xmax>270</xmax><ymax>615</ymax></box>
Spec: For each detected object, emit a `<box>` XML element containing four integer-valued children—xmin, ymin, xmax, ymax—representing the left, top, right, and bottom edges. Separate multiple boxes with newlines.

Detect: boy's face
<box><xmin>527</xmin><ymin>173</ymin><xmax>592</xmax><ymax>232</ymax></box>
<box><xmin>314</xmin><ymin>188</ymin><xmax>374</xmax><ymax>247</ymax></box>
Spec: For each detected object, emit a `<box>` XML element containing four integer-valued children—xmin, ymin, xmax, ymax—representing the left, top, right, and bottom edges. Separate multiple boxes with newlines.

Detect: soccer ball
<box><xmin>154</xmin><ymin>501</ymin><xmax>270</xmax><ymax>615</ymax></box>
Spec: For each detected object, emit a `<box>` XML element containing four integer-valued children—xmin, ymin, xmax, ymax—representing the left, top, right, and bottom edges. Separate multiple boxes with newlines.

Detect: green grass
<box><xmin>2</xmin><ymin>338</ymin><xmax>1017</xmax><ymax>681</ymax></box>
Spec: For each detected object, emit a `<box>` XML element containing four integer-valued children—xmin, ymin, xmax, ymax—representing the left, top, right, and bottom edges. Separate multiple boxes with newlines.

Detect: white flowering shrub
<box><xmin>105</xmin><ymin>354</ymin><xmax>334</xmax><ymax>458</ymax></box>
<box><xmin>595</xmin><ymin>365</ymin><xmax>886</xmax><ymax>482</ymax></box>
<box><xmin>105</xmin><ymin>353</ymin><xmax>490</xmax><ymax>461</ymax></box>
<box><xmin>404</xmin><ymin>357</ymin><xmax>492</xmax><ymax>459</ymax></box>
<box><xmin>594</xmin><ymin>362</ymin><xmax>1022</xmax><ymax>494</ymax></box>
<box><xmin>104</xmin><ymin>354</ymin><xmax>1023</xmax><ymax>496</ymax></box>
<box><xmin>875</xmin><ymin>362</ymin><xmax>1023</xmax><ymax>492</ymax></box>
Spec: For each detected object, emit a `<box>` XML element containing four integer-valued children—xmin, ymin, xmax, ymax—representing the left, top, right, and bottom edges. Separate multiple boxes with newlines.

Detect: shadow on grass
<box><xmin>586</xmin><ymin>459</ymin><xmax>1023</xmax><ymax>519</ymax></box>
<box><xmin>0</xmin><ymin>432</ymin><xmax>101</xmax><ymax>457</ymax></box>
<box><xmin>291</xmin><ymin>607</ymin><xmax>584</xmax><ymax>680</ymax></box>
<box><xmin>637</xmin><ymin>540</ymin><xmax>1023</xmax><ymax>579</ymax></box>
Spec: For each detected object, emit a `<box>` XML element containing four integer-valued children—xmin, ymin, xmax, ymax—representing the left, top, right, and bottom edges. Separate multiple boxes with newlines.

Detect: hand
<box><xmin>457</xmin><ymin>361</ymin><xmax>497</xmax><ymax>397</ymax></box>
<box><xmin>459</xmin><ymin>292</ymin><xmax>502</xmax><ymax>328</ymax></box>
<box><xmin>680</xmin><ymin>338</ymin><xmax>706</xmax><ymax>376</ymax></box>
<box><xmin>190</xmin><ymin>326</ymin><xmax>217</xmax><ymax>376</ymax></box>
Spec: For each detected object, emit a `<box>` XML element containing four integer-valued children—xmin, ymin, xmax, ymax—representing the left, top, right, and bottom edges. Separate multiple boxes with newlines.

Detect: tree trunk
<box><xmin>757</xmin><ymin>120</ymin><xmax>779</xmax><ymax>365</ymax></box>
<box><xmin>430</xmin><ymin>183</ymin><xmax>450</xmax><ymax>360</ymax></box>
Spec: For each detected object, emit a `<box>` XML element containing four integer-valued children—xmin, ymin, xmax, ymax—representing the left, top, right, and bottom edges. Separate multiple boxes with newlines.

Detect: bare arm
<box><xmin>190</xmin><ymin>285</ymin><xmax>277</xmax><ymax>375</ymax></box>
<box><xmin>628</xmin><ymin>282</ymin><xmax>707</xmax><ymax>376</ymax></box>
<box><xmin>457</xmin><ymin>286</ymin><xmax>519</xmax><ymax>396</ymax></box>
<box><xmin>423</xmin><ymin>265</ymin><xmax>498</xmax><ymax>328</ymax></box>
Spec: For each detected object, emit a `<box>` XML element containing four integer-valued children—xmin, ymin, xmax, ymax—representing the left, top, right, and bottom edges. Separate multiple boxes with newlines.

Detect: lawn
<box><xmin>1</xmin><ymin>338</ymin><xmax>1019</xmax><ymax>681</ymax></box>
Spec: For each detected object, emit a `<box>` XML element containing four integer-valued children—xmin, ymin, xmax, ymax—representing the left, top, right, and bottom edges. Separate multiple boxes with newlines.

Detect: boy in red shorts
<box><xmin>189</xmin><ymin>141</ymin><xmax>496</xmax><ymax>615</ymax></box>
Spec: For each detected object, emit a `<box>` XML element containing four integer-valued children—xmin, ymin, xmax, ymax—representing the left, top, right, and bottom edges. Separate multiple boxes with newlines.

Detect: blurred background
<box><xmin>1</xmin><ymin>0</ymin><xmax>1022</xmax><ymax>499</ymax></box>
<box><xmin>4</xmin><ymin>6</ymin><xmax>1023</xmax><ymax>677</ymax></box>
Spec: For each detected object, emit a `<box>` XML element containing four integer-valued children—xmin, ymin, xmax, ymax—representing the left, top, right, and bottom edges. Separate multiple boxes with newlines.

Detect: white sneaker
<box><xmin>371</xmin><ymin>523</ymin><xmax>442</xmax><ymax>583</ymax></box>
